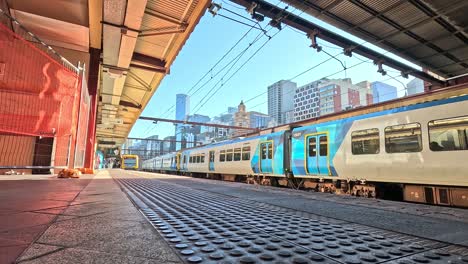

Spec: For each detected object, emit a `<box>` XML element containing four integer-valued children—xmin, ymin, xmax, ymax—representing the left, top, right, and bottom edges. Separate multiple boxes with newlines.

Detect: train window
<box><xmin>190</xmin><ymin>156</ymin><xmax>193</xmax><ymax>163</ymax></box>
<box><xmin>220</xmin><ymin>150</ymin><xmax>225</xmax><ymax>162</ymax></box>
<box><xmin>196</xmin><ymin>155</ymin><xmax>201</xmax><ymax>163</ymax></box>
<box><xmin>385</xmin><ymin>123</ymin><xmax>422</xmax><ymax>153</ymax></box>
<box><xmin>183</xmin><ymin>155</ymin><xmax>186</xmax><ymax>164</ymax></box>
<box><xmin>201</xmin><ymin>155</ymin><xmax>205</xmax><ymax>163</ymax></box>
<box><xmin>261</xmin><ymin>144</ymin><xmax>267</xmax><ymax>159</ymax></box>
<box><xmin>351</xmin><ymin>128</ymin><xmax>380</xmax><ymax>155</ymax></box>
<box><xmin>428</xmin><ymin>116</ymin><xmax>468</xmax><ymax>151</ymax></box>
<box><xmin>242</xmin><ymin>146</ymin><xmax>251</xmax><ymax>160</ymax></box>
<box><xmin>267</xmin><ymin>143</ymin><xmax>273</xmax><ymax>159</ymax></box>
<box><xmin>319</xmin><ymin>136</ymin><xmax>328</xmax><ymax>156</ymax></box>
<box><xmin>308</xmin><ymin>137</ymin><xmax>316</xmax><ymax>157</ymax></box>
<box><xmin>234</xmin><ymin>148</ymin><xmax>241</xmax><ymax>161</ymax></box>
<box><xmin>226</xmin><ymin>149</ymin><xmax>233</xmax><ymax>161</ymax></box>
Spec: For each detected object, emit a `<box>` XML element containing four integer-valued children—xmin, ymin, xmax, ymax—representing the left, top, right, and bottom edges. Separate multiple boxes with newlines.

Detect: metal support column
<box><xmin>84</xmin><ymin>48</ymin><xmax>101</xmax><ymax>170</ymax></box>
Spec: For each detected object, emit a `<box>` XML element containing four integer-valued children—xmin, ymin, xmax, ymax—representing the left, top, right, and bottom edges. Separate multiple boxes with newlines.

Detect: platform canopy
<box><xmin>3</xmin><ymin>0</ymin><xmax>210</xmax><ymax>147</ymax></box>
<box><xmin>282</xmin><ymin>0</ymin><xmax>468</xmax><ymax>79</ymax></box>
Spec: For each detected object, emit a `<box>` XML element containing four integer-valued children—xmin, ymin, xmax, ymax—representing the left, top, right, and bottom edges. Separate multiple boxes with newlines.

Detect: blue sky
<box><xmin>129</xmin><ymin>1</ymin><xmax>421</xmax><ymax>139</ymax></box>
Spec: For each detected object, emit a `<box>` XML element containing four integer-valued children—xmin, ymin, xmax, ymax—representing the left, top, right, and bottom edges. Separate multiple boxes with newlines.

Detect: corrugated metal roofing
<box><xmin>284</xmin><ymin>0</ymin><xmax>468</xmax><ymax>78</ymax></box>
<box><xmin>95</xmin><ymin>0</ymin><xmax>210</xmax><ymax>145</ymax></box>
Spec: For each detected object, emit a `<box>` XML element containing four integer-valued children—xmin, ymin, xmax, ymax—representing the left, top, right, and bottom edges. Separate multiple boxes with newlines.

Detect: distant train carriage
<box><xmin>142</xmin><ymin>90</ymin><xmax>468</xmax><ymax>207</ymax></box>
<box><xmin>179</xmin><ymin>131</ymin><xmax>289</xmax><ymax>181</ymax></box>
<box><xmin>121</xmin><ymin>154</ymin><xmax>139</xmax><ymax>170</ymax></box>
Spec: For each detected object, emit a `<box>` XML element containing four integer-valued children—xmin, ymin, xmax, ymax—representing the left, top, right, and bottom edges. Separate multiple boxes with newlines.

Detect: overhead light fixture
<box><xmin>344</xmin><ymin>47</ymin><xmax>353</xmax><ymax>57</ymax></box>
<box><xmin>308</xmin><ymin>30</ymin><xmax>322</xmax><ymax>52</ymax></box>
<box><xmin>247</xmin><ymin>2</ymin><xmax>264</xmax><ymax>22</ymax></box>
<box><xmin>247</xmin><ymin>2</ymin><xmax>258</xmax><ymax>15</ymax></box>
<box><xmin>208</xmin><ymin>3</ymin><xmax>221</xmax><ymax>17</ymax></box>
<box><xmin>401</xmin><ymin>71</ymin><xmax>409</xmax><ymax>79</ymax></box>
<box><xmin>374</xmin><ymin>61</ymin><xmax>387</xmax><ymax>76</ymax></box>
<box><xmin>269</xmin><ymin>19</ymin><xmax>282</xmax><ymax>30</ymax></box>
<box><xmin>252</xmin><ymin>12</ymin><xmax>264</xmax><ymax>22</ymax></box>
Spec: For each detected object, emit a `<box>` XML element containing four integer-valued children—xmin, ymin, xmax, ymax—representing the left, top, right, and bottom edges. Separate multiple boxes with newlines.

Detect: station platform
<box><xmin>1</xmin><ymin>170</ymin><xmax>467</xmax><ymax>263</ymax></box>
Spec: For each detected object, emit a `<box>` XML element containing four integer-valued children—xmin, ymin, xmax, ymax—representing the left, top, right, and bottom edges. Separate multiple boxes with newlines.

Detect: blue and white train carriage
<box><xmin>178</xmin><ymin>130</ymin><xmax>289</xmax><ymax>181</ymax></box>
<box><xmin>290</xmin><ymin>94</ymin><xmax>468</xmax><ymax>206</ymax></box>
<box><xmin>142</xmin><ymin>91</ymin><xmax>468</xmax><ymax>207</ymax></box>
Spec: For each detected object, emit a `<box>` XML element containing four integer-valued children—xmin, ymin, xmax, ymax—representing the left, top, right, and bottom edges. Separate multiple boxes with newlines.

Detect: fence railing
<box><xmin>0</xmin><ymin>8</ymin><xmax>90</xmax><ymax>174</ymax></box>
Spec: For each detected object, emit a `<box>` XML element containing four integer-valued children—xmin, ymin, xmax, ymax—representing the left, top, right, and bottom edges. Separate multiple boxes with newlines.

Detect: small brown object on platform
<box><xmin>57</xmin><ymin>169</ymin><xmax>81</xmax><ymax>178</ymax></box>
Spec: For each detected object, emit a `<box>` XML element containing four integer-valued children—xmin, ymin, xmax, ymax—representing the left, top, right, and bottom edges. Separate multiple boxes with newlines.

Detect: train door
<box><xmin>176</xmin><ymin>153</ymin><xmax>181</xmax><ymax>170</ymax></box>
<box><xmin>305</xmin><ymin>133</ymin><xmax>329</xmax><ymax>175</ymax></box>
<box><xmin>182</xmin><ymin>154</ymin><xmax>187</xmax><ymax>171</ymax></box>
<box><xmin>209</xmin><ymin>151</ymin><xmax>215</xmax><ymax>171</ymax></box>
<box><xmin>259</xmin><ymin>141</ymin><xmax>273</xmax><ymax>173</ymax></box>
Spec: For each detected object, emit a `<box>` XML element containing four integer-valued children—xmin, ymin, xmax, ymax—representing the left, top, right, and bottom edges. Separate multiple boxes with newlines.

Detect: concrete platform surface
<box><xmin>0</xmin><ymin>174</ymin><xmax>92</xmax><ymax>264</ymax></box>
<box><xmin>1</xmin><ymin>171</ymin><xmax>182</xmax><ymax>264</ymax></box>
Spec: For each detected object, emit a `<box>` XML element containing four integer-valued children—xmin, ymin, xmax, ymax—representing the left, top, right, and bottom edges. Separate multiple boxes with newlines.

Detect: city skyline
<box><xmin>129</xmin><ymin>3</ymin><xmax>426</xmax><ymax>140</ymax></box>
<box><xmin>134</xmin><ymin>74</ymin><xmax>423</xmax><ymax>141</ymax></box>
<box><xmin>133</xmin><ymin>73</ymin><xmax>424</xmax><ymax>150</ymax></box>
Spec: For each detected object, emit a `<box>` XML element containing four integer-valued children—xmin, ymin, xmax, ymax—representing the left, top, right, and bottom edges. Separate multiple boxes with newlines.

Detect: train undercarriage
<box><xmin>145</xmin><ymin>169</ymin><xmax>468</xmax><ymax>208</ymax></box>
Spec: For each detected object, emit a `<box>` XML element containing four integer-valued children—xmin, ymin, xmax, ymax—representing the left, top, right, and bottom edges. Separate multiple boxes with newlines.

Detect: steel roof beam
<box><xmin>132</xmin><ymin>52</ymin><xmax>166</xmax><ymax>68</ymax></box>
<box><xmin>229</xmin><ymin>0</ymin><xmax>445</xmax><ymax>86</ymax></box>
<box><xmin>139</xmin><ymin>28</ymin><xmax>186</xmax><ymax>37</ymax></box>
<box><xmin>99</xmin><ymin>97</ymin><xmax>142</xmax><ymax>109</ymax></box>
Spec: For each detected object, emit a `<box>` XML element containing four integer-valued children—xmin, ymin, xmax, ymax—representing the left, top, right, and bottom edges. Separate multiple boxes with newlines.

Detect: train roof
<box><xmin>293</xmin><ymin>93</ymin><xmax>468</xmax><ymax>132</ymax></box>
<box><xmin>241</xmin><ymin>83</ymin><xmax>468</xmax><ymax>137</ymax></box>
<box><xmin>180</xmin><ymin>130</ymin><xmax>286</xmax><ymax>153</ymax></box>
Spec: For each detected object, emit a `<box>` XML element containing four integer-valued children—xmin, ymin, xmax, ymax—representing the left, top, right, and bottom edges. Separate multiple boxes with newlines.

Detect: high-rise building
<box><xmin>355</xmin><ymin>81</ymin><xmax>374</xmax><ymax>107</ymax></box>
<box><xmin>145</xmin><ymin>135</ymin><xmax>161</xmax><ymax>159</ymax></box>
<box><xmin>162</xmin><ymin>136</ymin><xmax>176</xmax><ymax>153</ymax></box>
<box><xmin>407</xmin><ymin>78</ymin><xmax>424</xmax><ymax>96</ymax></box>
<box><xmin>187</xmin><ymin>114</ymin><xmax>210</xmax><ymax>147</ymax></box>
<box><xmin>318</xmin><ymin>78</ymin><xmax>370</xmax><ymax>116</ymax></box>
<box><xmin>268</xmin><ymin>80</ymin><xmax>296</xmax><ymax>125</ymax></box>
<box><xmin>175</xmin><ymin>94</ymin><xmax>189</xmax><ymax>150</ymax></box>
<box><xmin>293</xmin><ymin>80</ymin><xmax>322</xmax><ymax>121</ymax></box>
<box><xmin>227</xmin><ymin>107</ymin><xmax>237</xmax><ymax>114</ymax></box>
<box><xmin>249</xmin><ymin>111</ymin><xmax>270</xmax><ymax>129</ymax></box>
<box><xmin>371</xmin><ymin>81</ymin><xmax>398</xmax><ymax>103</ymax></box>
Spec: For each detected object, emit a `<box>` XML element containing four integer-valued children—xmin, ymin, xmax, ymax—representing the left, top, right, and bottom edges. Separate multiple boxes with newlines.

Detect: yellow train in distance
<box><xmin>121</xmin><ymin>154</ymin><xmax>139</xmax><ymax>170</ymax></box>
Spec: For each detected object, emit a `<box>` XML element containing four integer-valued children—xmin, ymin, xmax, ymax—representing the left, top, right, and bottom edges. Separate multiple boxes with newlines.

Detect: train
<box><xmin>121</xmin><ymin>154</ymin><xmax>139</xmax><ymax>170</ymax></box>
<box><xmin>142</xmin><ymin>86</ymin><xmax>468</xmax><ymax>207</ymax></box>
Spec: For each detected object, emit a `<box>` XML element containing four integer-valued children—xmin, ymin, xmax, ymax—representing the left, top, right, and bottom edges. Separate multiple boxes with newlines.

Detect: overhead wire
<box><xmin>244</xmin><ymin>52</ymin><xmax>410</xmax><ymax>115</ymax></box>
<box><xmin>159</xmin><ymin>0</ymin><xmax>297</xmax><ymax>120</ymax></box>
<box><xmin>193</xmin><ymin>28</ymin><xmax>282</xmax><ymax>114</ymax></box>
<box><xmin>156</xmin><ymin>25</ymin><xmax>257</xmax><ymax>119</ymax></box>
<box><xmin>140</xmin><ymin>4</ymin><xmax>276</xmax><ymax>135</ymax></box>
<box><xmin>191</xmin><ymin>0</ymin><xmax>311</xmax><ymax>115</ymax></box>
<box><xmin>155</xmin><ymin>1</ymin><xmax>287</xmax><ymax>120</ymax></box>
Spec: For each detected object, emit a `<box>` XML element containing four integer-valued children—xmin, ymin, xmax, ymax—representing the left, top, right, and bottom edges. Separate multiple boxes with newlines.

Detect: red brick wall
<box><xmin>334</xmin><ymin>86</ymin><xmax>341</xmax><ymax>112</ymax></box>
<box><xmin>366</xmin><ymin>93</ymin><xmax>373</xmax><ymax>105</ymax></box>
<box><xmin>348</xmin><ymin>89</ymin><xmax>360</xmax><ymax>107</ymax></box>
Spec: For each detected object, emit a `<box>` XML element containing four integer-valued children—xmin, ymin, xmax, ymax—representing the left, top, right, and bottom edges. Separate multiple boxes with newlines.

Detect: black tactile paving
<box><xmin>115</xmin><ymin>178</ymin><xmax>468</xmax><ymax>264</ymax></box>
